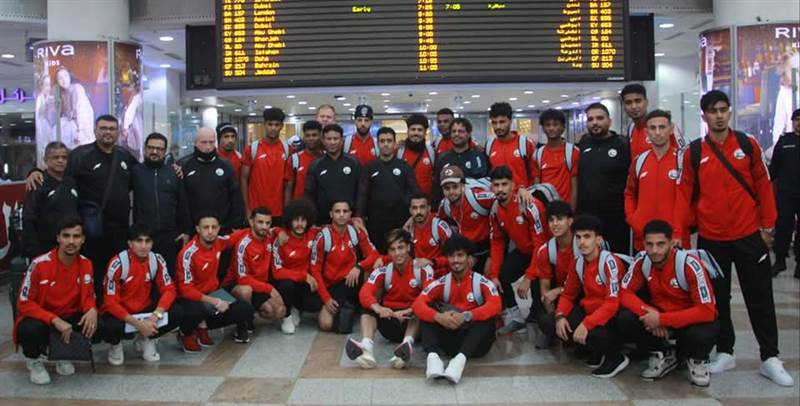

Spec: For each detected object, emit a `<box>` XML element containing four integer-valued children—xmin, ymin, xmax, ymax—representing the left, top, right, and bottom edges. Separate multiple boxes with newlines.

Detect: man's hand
<box><xmin>761</xmin><ymin>229</ymin><xmax>774</xmax><ymax>248</ymax></box>
<box><xmin>78</xmin><ymin>308</ymin><xmax>98</xmax><ymax>337</ymax></box>
<box><xmin>136</xmin><ymin>317</ymin><xmax>159</xmax><ymax>337</ymax></box>
<box><xmin>573</xmin><ymin>323</ymin><xmax>589</xmax><ymax>345</ymax></box>
<box><xmin>491</xmin><ymin>277</ymin><xmax>503</xmax><ymax>293</ymax></box>
<box><xmin>434</xmin><ymin>312</ymin><xmax>460</xmax><ymax>330</ymax></box>
<box><xmin>402</xmin><ymin>217</ymin><xmax>414</xmax><ymax>233</ymax></box>
<box><xmin>542</xmin><ymin>287</ymin><xmax>562</xmax><ymax>307</ymax></box>
<box><xmin>374</xmin><ymin>305</ymin><xmax>394</xmax><ymax>319</ymax></box>
<box><xmin>351</xmin><ymin>217</ymin><xmax>367</xmax><ymax>234</ymax></box>
<box><xmin>516</xmin><ymin>278</ymin><xmax>531</xmax><ymax>299</ymax></box>
<box><xmin>372</xmin><ymin>257</ymin><xmax>384</xmax><ymax>270</ymax></box>
<box><xmin>345</xmin><ymin>267</ymin><xmax>361</xmax><ymax>287</ymax></box>
<box><xmin>215</xmin><ymin>299</ymin><xmax>230</xmax><ymax>314</ymax></box>
<box><xmin>270</xmin><ymin>289</ymin><xmax>285</xmax><ymax>307</ymax></box>
<box><xmin>25</xmin><ymin>170</ymin><xmax>44</xmax><ymax>191</ymax></box>
<box><xmin>415</xmin><ymin>258</ymin><xmax>433</xmax><ymax>268</ymax></box>
<box><xmin>555</xmin><ymin>317</ymin><xmax>572</xmax><ymax>341</ymax></box>
<box><xmin>324</xmin><ymin>298</ymin><xmax>339</xmax><ymax>314</ymax></box>
<box><xmin>450</xmin><ymin>311</ymin><xmax>465</xmax><ymax>328</ymax></box>
<box><xmin>172</xmin><ymin>163</ymin><xmax>184</xmax><ymax>179</ymax></box>
<box><xmin>277</xmin><ymin>230</ymin><xmax>289</xmax><ymax>246</ymax></box>
<box><xmin>639</xmin><ymin>306</ymin><xmax>661</xmax><ymax>330</ymax></box>
<box><xmin>651</xmin><ymin>327</ymin><xmax>671</xmax><ymax>339</ymax></box>
<box><xmin>670</xmin><ymin>238</ymin><xmax>682</xmax><ymax>248</ymax></box>
<box><xmin>517</xmin><ymin>187</ymin><xmax>533</xmax><ymax>207</ymax></box>
<box><xmin>393</xmin><ymin>308</ymin><xmax>414</xmax><ymax>320</ymax></box>
<box><xmin>306</xmin><ymin>274</ymin><xmax>318</xmax><ymax>292</ymax></box>
<box><xmin>53</xmin><ymin>317</ymin><xmax>73</xmax><ymax>344</ymax></box>
<box><xmin>175</xmin><ymin>233</ymin><xmax>190</xmax><ymax>246</ymax></box>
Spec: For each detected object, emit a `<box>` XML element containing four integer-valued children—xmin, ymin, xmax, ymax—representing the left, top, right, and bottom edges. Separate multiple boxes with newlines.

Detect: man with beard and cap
<box><xmin>179</xmin><ymin>127</ymin><xmax>245</xmax><ymax>235</ymax></box>
<box><xmin>432</xmin><ymin>118</ymin><xmax>490</xmax><ymax>207</ymax></box>
<box><xmin>131</xmin><ymin>132</ymin><xmax>191</xmax><ymax>275</ymax></box>
<box><xmin>216</xmin><ymin>123</ymin><xmax>242</xmax><ymax>180</ymax></box>
<box><xmin>398</xmin><ymin>114</ymin><xmax>436</xmax><ymax>197</ymax></box>
<box><xmin>576</xmin><ymin>103</ymin><xmax>631</xmax><ymax>253</ymax></box>
<box><xmin>305</xmin><ymin>124</ymin><xmax>362</xmax><ymax>225</ymax></box>
<box><xmin>344</xmin><ymin>105</ymin><xmax>379</xmax><ymax>166</ymax></box>
<box><xmin>287</xmin><ymin>120</ymin><xmax>324</xmax><ymax>202</ymax></box>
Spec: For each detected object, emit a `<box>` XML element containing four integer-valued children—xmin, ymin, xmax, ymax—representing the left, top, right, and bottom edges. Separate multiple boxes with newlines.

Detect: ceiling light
<box><xmin>509</xmin><ymin>97</ymin><xmax>518</xmax><ymax>101</ymax></box>
<box><xmin>380</xmin><ymin>92</ymin><xmax>391</xmax><ymax>96</ymax></box>
<box><xmin>458</xmin><ymin>106</ymin><xmax>464</xmax><ymax>109</ymax></box>
<box><xmin>683</xmin><ymin>100</ymin><xmax>691</xmax><ymax>104</ymax></box>
<box><xmin>0</xmin><ymin>53</ymin><xmax>14</xmax><ymax>59</ymax></box>
<box><xmin>298</xmin><ymin>101</ymin><xmax>307</xmax><ymax>105</ymax></box>
<box><xmin>192</xmin><ymin>98</ymin><xmax>203</xmax><ymax>102</ymax></box>
<box><xmin>555</xmin><ymin>106</ymin><xmax>563</xmax><ymax>110</ymax></box>
<box><xmin>515</xmin><ymin>109</ymin><xmax>523</xmax><ymax>112</ymax></box>
<box><xmin>382</xmin><ymin>99</ymin><xmax>390</xmax><ymax>103</ymax></box>
<box><xmin>654</xmin><ymin>52</ymin><xmax>665</xmax><ymax>57</ymax></box>
<box><xmin>561</xmin><ymin>94</ymin><xmax>569</xmax><ymax>98</ymax></box>
<box><xmin>572</xmin><ymin>102</ymin><xmax>580</xmax><ymax>105</ymax></box>
<box><xmin>659</xmin><ymin>23</ymin><xmax>675</xmax><ymax>29</ymax></box>
<box><xmin>24</xmin><ymin>120</ymin><xmax>32</xmax><ymax>123</ymax></box>
<box><xmin>424</xmin><ymin>98</ymin><xmax>432</xmax><ymax>102</ymax></box>
<box><xmin>593</xmin><ymin>96</ymin><xmax>601</xmax><ymax>100</ymax></box>
<box><xmin>523</xmin><ymin>90</ymin><xmax>534</xmax><ymax>95</ymax></box>
<box><xmin>159</xmin><ymin>63</ymin><xmax>171</xmax><ymax>68</ymax></box>
<box><xmin>264</xmin><ymin>105</ymin><xmax>272</xmax><ymax>109</ymax></box>
<box><xmin>249</xmin><ymin>112</ymin><xmax>257</xmax><ymax>116</ymax></box>
<box><xmin>308</xmin><ymin>106</ymin><xmax>317</xmax><ymax>110</ymax></box>
<box><xmin>286</xmin><ymin>95</ymin><xmax>296</xmax><ymax>99</ymax></box>
<box><xmin>159</xmin><ymin>35</ymin><xmax>175</xmax><ymax>42</ymax></box>
<box><xmin>542</xmin><ymin>99</ymin><xmax>551</xmax><ymax>103</ymax></box>
<box><xmin>342</xmin><ymin>103</ymin><xmax>351</xmax><ymax>106</ymax></box>
<box><xmin>216</xmin><ymin>104</ymin><xmax>224</xmax><ymax>107</ymax></box>
<box><xmin>383</xmin><ymin>105</ymin><xmax>389</xmax><ymax>108</ymax></box>
<box><xmin>335</xmin><ymin>96</ymin><xmax>346</xmax><ymax>100</ymax></box>
<box><xmin>234</xmin><ymin>108</ymin><xmax>242</xmax><ymax>112</ymax></box>
<box><xmin>348</xmin><ymin>108</ymin><xmax>355</xmax><ymax>111</ymax></box>
<box><xmin>428</xmin><ymin>91</ymin><xmax>438</xmax><ymax>95</ymax></box>
<box><xmin>527</xmin><ymin>104</ymin><xmax>535</xmax><ymax>108</ymax></box>
<box><xmin>471</xmin><ymin>94</ymin><xmax>480</xmax><ymax>98</ymax></box>
<box><xmin>463</xmin><ymin>101</ymin><xmax>471</xmax><ymax>104</ymax></box>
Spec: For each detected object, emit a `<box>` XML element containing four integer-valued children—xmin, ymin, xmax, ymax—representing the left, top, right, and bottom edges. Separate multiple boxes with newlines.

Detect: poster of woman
<box><xmin>114</xmin><ymin>42</ymin><xmax>144</xmax><ymax>162</ymax></box>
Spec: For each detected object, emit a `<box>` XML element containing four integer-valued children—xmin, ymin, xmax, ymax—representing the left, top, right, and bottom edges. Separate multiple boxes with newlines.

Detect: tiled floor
<box><xmin>0</xmin><ymin>258</ymin><xmax>798</xmax><ymax>406</ymax></box>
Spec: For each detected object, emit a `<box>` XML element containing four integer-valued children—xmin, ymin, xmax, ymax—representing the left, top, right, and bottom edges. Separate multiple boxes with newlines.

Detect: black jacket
<box><xmin>131</xmin><ymin>161</ymin><xmax>192</xmax><ymax>236</ymax></box>
<box><xmin>22</xmin><ymin>172</ymin><xmax>79</xmax><ymax>258</ymax></box>
<box><xmin>179</xmin><ymin>152</ymin><xmax>244</xmax><ymax>232</ymax></box>
<box><xmin>576</xmin><ymin>131</ymin><xmax>631</xmax><ymax>215</ymax></box>
<box><xmin>357</xmin><ymin>157</ymin><xmax>419</xmax><ymax>219</ymax></box>
<box><xmin>304</xmin><ymin>152</ymin><xmax>361</xmax><ymax>224</ymax></box>
<box><xmin>769</xmin><ymin>132</ymin><xmax>800</xmax><ymax>198</ymax></box>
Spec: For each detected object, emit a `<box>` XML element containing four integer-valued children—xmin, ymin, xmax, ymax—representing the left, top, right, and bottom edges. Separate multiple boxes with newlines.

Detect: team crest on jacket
<box><xmin>409</xmin><ymin>278</ymin><xmax>418</xmax><ymax>288</ymax></box>
<box><xmin>670</xmin><ymin>278</ymin><xmax>680</xmax><ymax>288</ymax></box>
<box><xmin>423</xmin><ymin>157</ymin><xmax>430</xmax><ymax>165</ymax></box>
<box><xmin>120</xmin><ymin>161</ymin><xmax>128</xmax><ymax>170</ymax></box>
<box><xmin>515</xmin><ymin>215</ymin><xmax>524</xmax><ymax>224</ymax></box>
<box><xmin>733</xmin><ymin>148</ymin><xmax>745</xmax><ymax>160</ymax></box>
<box><xmin>668</xmin><ymin>169</ymin><xmax>679</xmax><ymax>180</ymax></box>
<box><xmin>343</xmin><ymin>166</ymin><xmax>351</xmax><ymax>175</ymax></box>
<box><xmin>513</xmin><ymin>149</ymin><xmax>521</xmax><ymax>157</ymax></box>
<box><xmin>595</xmin><ymin>273</ymin><xmax>604</xmax><ymax>285</ymax></box>
<box><xmin>608</xmin><ymin>149</ymin><xmax>618</xmax><ymax>158</ymax></box>
<box><xmin>393</xmin><ymin>168</ymin><xmax>401</xmax><ymax>176</ymax></box>
<box><xmin>429</xmin><ymin>238</ymin><xmax>437</xmax><ymax>246</ymax></box>
<box><xmin>466</xmin><ymin>292</ymin><xmax>475</xmax><ymax>302</ymax></box>
<box><xmin>215</xmin><ymin>168</ymin><xmax>224</xmax><ymax>176</ymax></box>
<box><xmin>465</xmin><ymin>161</ymin><xmax>472</xmax><ymax>169</ymax></box>
<box><xmin>470</xmin><ymin>212</ymin><xmax>479</xmax><ymax>219</ymax></box>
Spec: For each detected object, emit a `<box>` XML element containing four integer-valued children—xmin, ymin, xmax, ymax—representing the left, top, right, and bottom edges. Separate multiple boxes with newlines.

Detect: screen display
<box><xmin>217</xmin><ymin>0</ymin><xmax>628</xmax><ymax>88</ymax></box>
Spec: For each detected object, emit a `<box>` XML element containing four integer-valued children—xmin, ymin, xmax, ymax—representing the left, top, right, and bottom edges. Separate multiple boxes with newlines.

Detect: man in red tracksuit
<box><xmin>344</xmin><ymin>105</ymin><xmax>378</xmax><ymax>166</ymax></box>
<box><xmin>624</xmin><ymin>110</ymin><xmax>689</xmax><ymax>251</ymax></box>
<box><xmin>532</xmin><ymin>109</ymin><xmax>581</xmax><ymax>209</ymax></box>
<box><xmin>486</xmin><ymin>102</ymin><xmax>536</xmax><ymax>188</ymax></box>
<box><xmin>176</xmin><ymin>214</ymin><xmax>254</xmax><ymax>352</ymax></box>
<box><xmin>437</xmin><ymin>166</ymin><xmax>494</xmax><ymax>274</ymax></box>
<box><xmin>345</xmin><ymin>229</ymin><xmax>434</xmax><ymax>369</ymax></box>
<box><xmin>674</xmin><ymin>90</ymin><xmax>792</xmax><ymax>387</ymax></box>
<box><xmin>413</xmin><ymin>234</ymin><xmax>502</xmax><ymax>384</ymax></box>
<box><xmin>286</xmin><ymin>120</ymin><xmax>324</xmax><ymax>201</ymax></box>
<box><xmin>101</xmin><ymin>224</ymin><xmax>186</xmax><ymax>366</ymax></box>
<box><xmin>272</xmin><ymin>199</ymin><xmax>323</xmax><ymax>334</ymax></box>
<box><xmin>241</xmin><ymin>107</ymin><xmax>292</xmax><ymax>221</ymax></box>
<box><xmin>409</xmin><ymin>192</ymin><xmax>451</xmax><ymax>277</ymax></box>
<box><xmin>488</xmin><ymin>166</ymin><xmax>550</xmax><ymax>334</ymax></box>
<box><xmin>217</xmin><ymin>123</ymin><xmax>242</xmax><ymax>180</ymax></box>
<box><xmin>399</xmin><ymin>114</ymin><xmax>436</xmax><ymax>197</ymax></box>
<box><xmin>517</xmin><ymin>200</ymin><xmax>576</xmax><ymax>347</ymax></box>
<box><xmin>310</xmin><ymin>200</ymin><xmax>380</xmax><ymax>333</ymax></box>
<box><xmin>555</xmin><ymin>215</ymin><xmax>629</xmax><ymax>378</ymax></box>
<box><xmin>222</xmin><ymin>207</ymin><xmax>286</xmax><ymax>330</ymax></box>
<box><xmin>621</xmin><ymin>84</ymin><xmax>685</xmax><ymax>158</ymax></box>
<box><xmin>15</xmin><ymin>216</ymin><xmax>97</xmax><ymax>385</ymax></box>
<box><xmin>619</xmin><ymin>220</ymin><xmax>718</xmax><ymax>386</ymax></box>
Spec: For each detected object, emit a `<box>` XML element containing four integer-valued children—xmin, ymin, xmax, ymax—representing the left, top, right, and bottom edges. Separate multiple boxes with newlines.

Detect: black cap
<box><xmin>216</xmin><ymin>123</ymin><xmax>237</xmax><ymax>139</ymax></box>
<box><xmin>354</xmin><ymin>105</ymin><xmax>373</xmax><ymax>119</ymax></box>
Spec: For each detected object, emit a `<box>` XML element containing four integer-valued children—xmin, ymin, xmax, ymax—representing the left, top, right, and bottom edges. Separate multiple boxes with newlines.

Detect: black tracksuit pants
<box><xmin>616</xmin><ymin>309</ymin><xmax>718</xmax><ymax>360</ymax></box>
<box><xmin>421</xmin><ymin>318</ymin><xmax>496</xmax><ymax>358</ymax></box>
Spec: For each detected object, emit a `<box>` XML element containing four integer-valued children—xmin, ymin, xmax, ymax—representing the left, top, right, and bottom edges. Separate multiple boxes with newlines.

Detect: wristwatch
<box><xmin>462</xmin><ymin>311</ymin><xmax>473</xmax><ymax>322</ymax></box>
<box><xmin>762</xmin><ymin>227</ymin><xmax>775</xmax><ymax>236</ymax></box>
<box><xmin>152</xmin><ymin>310</ymin><xmax>164</xmax><ymax>320</ymax></box>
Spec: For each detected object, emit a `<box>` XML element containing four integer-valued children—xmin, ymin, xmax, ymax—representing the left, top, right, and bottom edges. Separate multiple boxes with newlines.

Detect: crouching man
<box><xmin>412</xmin><ymin>234</ymin><xmax>501</xmax><ymax>384</ymax></box>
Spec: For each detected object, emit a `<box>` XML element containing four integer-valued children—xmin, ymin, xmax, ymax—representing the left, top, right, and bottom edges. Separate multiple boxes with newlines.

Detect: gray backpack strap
<box><xmin>465</xmin><ymin>187</ymin><xmax>489</xmax><ymax>217</ymax></box>
<box><xmin>383</xmin><ymin>263</ymin><xmax>394</xmax><ymax>291</ymax></box>
<box><xmin>412</xmin><ymin>263</ymin><xmax>422</xmax><ymax>287</ymax></box>
<box><xmin>485</xmin><ymin>137</ymin><xmax>495</xmax><ymax>158</ymax></box>
<box><xmin>518</xmin><ymin>135</ymin><xmax>528</xmax><ymax>158</ymax></box>
<box><xmin>291</xmin><ymin>152</ymin><xmax>300</xmax><ymax>170</ymax></box>
<box><xmin>431</xmin><ymin>218</ymin><xmax>441</xmax><ymax>244</ymax></box>
<box><xmin>397</xmin><ymin>145</ymin><xmax>405</xmax><ymax>159</ymax></box>
<box><xmin>347</xmin><ymin>224</ymin><xmax>359</xmax><ymax>247</ymax></box>
<box><xmin>472</xmin><ymin>273</ymin><xmax>485</xmax><ymax>305</ymax></box>
<box><xmin>547</xmin><ymin>238</ymin><xmax>558</xmax><ymax>268</ymax></box>
<box><xmin>674</xmin><ymin>250</ymin><xmax>690</xmax><ymax>291</ymax></box>
<box><xmin>597</xmin><ymin>251</ymin><xmax>610</xmax><ymax>286</ymax></box>
<box><xmin>575</xmin><ymin>256</ymin><xmax>585</xmax><ymax>284</ymax></box>
<box><xmin>693</xmin><ymin>249</ymin><xmax>723</xmax><ymax>280</ymax></box>
<box><xmin>640</xmin><ymin>255</ymin><xmax>653</xmax><ymax>280</ymax></box>
<box><xmin>281</xmin><ymin>140</ymin><xmax>289</xmax><ymax>159</ymax></box>
<box><xmin>119</xmin><ymin>250</ymin><xmax>131</xmax><ymax>282</ymax></box>
<box><xmin>425</xmin><ymin>142</ymin><xmax>435</xmax><ymax>162</ymax></box>
<box><xmin>442</xmin><ymin>199</ymin><xmax>452</xmax><ymax>219</ymax></box>
<box><xmin>534</xmin><ymin>146</ymin><xmax>545</xmax><ymax>171</ymax></box>
<box><xmin>322</xmin><ymin>227</ymin><xmax>333</xmax><ymax>252</ymax></box>
<box><xmin>442</xmin><ymin>273</ymin><xmax>452</xmax><ymax>303</ymax></box>
<box><xmin>147</xmin><ymin>252</ymin><xmax>159</xmax><ymax>280</ymax></box>
<box><xmin>343</xmin><ymin>135</ymin><xmax>353</xmax><ymax>154</ymax></box>
<box><xmin>572</xmin><ymin>237</ymin><xmax>580</xmax><ymax>258</ymax></box>
<box><xmin>634</xmin><ymin>150</ymin><xmax>651</xmax><ymax>179</ymax></box>
<box><xmin>250</xmin><ymin>140</ymin><xmax>259</xmax><ymax>161</ymax></box>
<box><xmin>565</xmin><ymin>142</ymin><xmax>575</xmax><ymax>172</ymax></box>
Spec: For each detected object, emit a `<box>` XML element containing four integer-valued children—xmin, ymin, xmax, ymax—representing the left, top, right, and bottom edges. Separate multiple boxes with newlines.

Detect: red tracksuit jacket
<box><xmin>533</xmin><ymin>143</ymin><xmax>581</xmax><ymax>203</ymax></box>
<box><xmin>359</xmin><ymin>260</ymin><xmax>434</xmax><ymax>310</ymax></box>
<box><xmin>222</xmin><ymin>229</ymin><xmax>275</xmax><ymax>294</ymax></box>
<box><xmin>489</xmin><ymin>193</ymin><xmax>550</xmax><ymax>279</ymax></box>
<box><xmin>101</xmin><ymin>250</ymin><xmax>176</xmax><ymax>320</ymax></box>
<box><xmin>526</xmin><ymin>237</ymin><xmax>575</xmax><ymax>287</ymax></box>
<box><xmin>411</xmin><ymin>214</ymin><xmax>452</xmax><ymax>276</ymax></box>
<box><xmin>289</xmin><ymin>150</ymin><xmax>320</xmax><ymax>199</ymax></box>
<box><xmin>555</xmin><ymin>253</ymin><xmax>624</xmax><ymax>330</ymax></box>
<box><xmin>437</xmin><ymin>187</ymin><xmax>494</xmax><ymax>247</ymax></box>
<box><xmin>486</xmin><ymin>131</ymin><xmax>536</xmax><ymax>187</ymax></box>
<box><xmin>621</xmin><ymin>249</ymin><xmax>717</xmax><ymax>329</ymax></box>
<box><xmin>176</xmin><ymin>234</ymin><xmax>235</xmax><ymax>301</ymax></box>
<box><xmin>14</xmin><ymin>249</ymin><xmax>96</xmax><ymax>343</ymax></box>
<box><xmin>624</xmin><ymin>146</ymin><xmax>689</xmax><ymax>250</ymax></box>
<box><xmin>345</xmin><ymin>133</ymin><xmax>378</xmax><ymax>166</ymax></box>
<box><xmin>413</xmin><ymin>270</ymin><xmax>502</xmax><ymax>322</ymax></box>
<box><xmin>218</xmin><ymin>149</ymin><xmax>243</xmax><ymax>181</ymax></box>
<box><xmin>398</xmin><ymin>145</ymin><xmax>435</xmax><ymax>196</ymax></box>
<box><xmin>272</xmin><ymin>226</ymin><xmax>320</xmax><ymax>283</ymax></box>
<box><xmin>310</xmin><ymin>225</ymin><xmax>380</xmax><ymax>303</ymax></box>
<box><xmin>675</xmin><ymin>130</ymin><xmax>776</xmax><ymax>241</ymax></box>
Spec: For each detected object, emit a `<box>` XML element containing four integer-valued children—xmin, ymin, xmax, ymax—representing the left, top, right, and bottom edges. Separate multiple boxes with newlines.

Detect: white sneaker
<box><xmin>281</xmin><ymin>316</ymin><xmax>296</xmax><ymax>334</ymax></box>
<box><xmin>426</xmin><ymin>352</ymin><xmax>445</xmax><ymax>379</ymax></box>
<box><xmin>142</xmin><ymin>338</ymin><xmax>160</xmax><ymax>362</ymax></box>
<box><xmin>443</xmin><ymin>353</ymin><xmax>467</xmax><ymax>384</ymax></box>
<box><xmin>710</xmin><ymin>352</ymin><xmax>735</xmax><ymax>374</ymax></box>
<box><xmin>355</xmin><ymin>351</ymin><xmax>377</xmax><ymax>369</ymax></box>
<box><xmin>55</xmin><ymin>360</ymin><xmax>75</xmax><ymax>376</ymax></box>
<box><xmin>291</xmin><ymin>309</ymin><xmax>301</xmax><ymax>326</ymax></box>
<box><xmin>687</xmin><ymin>358</ymin><xmax>711</xmax><ymax>387</ymax></box>
<box><xmin>133</xmin><ymin>334</ymin><xmax>143</xmax><ymax>352</ymax></box>
<box><xmin>107</xmin><ymin>343</ymin><xmax>124</xmax><ymax>366</ymax></box>
<box><xmin>760</xmin><ymin>357</ymin><xmax>794</xmax><ymax>387</ymax></box>
<box><xmin>641</xmin><ymin>349</ymin><xmax>678</xmax><ymax>379</ymax></box>
<box><xmin>26</xmin><ymin>358</ymin><xmax>50</xmax><ymax>385</ymax></box>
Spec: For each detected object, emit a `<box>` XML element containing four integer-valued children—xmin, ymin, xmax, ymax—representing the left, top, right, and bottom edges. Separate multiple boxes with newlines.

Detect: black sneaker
<box><xmin>345</xmin><ymin>337</ymin><xmax>364</xmax><ymax>360</ymax></box>
<box><xmin>592</xmin><ymin>354</ymin><xmax>629</xmax><ymax>378</ymax></box>
<box><xmin>586</xmin><ymin>352</ymin><xmax>605</xmax><ymax>368</ymax></box>
<box><xmin>246</xmin><ymin>318</ymin><xmax>255</xmax><ymax>334</ymax></box>
<box><xmin>772</xmin><ymin>256</ymin><xmax>787</xmax><ymax>277</ymax></box>
<box><xmin>393</xmin><ymin>341</ymin><xmax>413</xmax><ymax>363</ymax></box>
<box><xmin>233</xmin><ymin>330</ymin><xmax>250</xmax><ymax>344</ymax></box>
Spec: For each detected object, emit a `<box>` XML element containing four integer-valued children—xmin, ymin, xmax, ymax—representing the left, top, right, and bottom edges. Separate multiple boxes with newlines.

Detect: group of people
<box><xmin>14</xmin><ymin>85</ymin><xmax>799</xmax><ymax>389</ymax></box>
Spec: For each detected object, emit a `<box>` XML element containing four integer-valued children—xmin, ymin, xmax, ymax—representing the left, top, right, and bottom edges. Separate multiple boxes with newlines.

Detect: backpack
<box><xmin>527</xmin><ymin>183</ymin><xmax>561</xmax><ymax>207</ymax></box>
<box><xmin>687</xmin><ymin>131</ymin><xmax>753</xmax><ymax>200</ymax></box>
<box><xmin>545</xmin><ymin>237</ymin><xmax>580</xmax><ymax>269</ymax></box>
<box><xmin>632</xmin><ymin>249</ymin><xmax>722</xmax><ymax>292</ymax></box>
<box><xmin>250</xmin><ymin>139</ymin><xmax>289</xmax><ymax>162</ymax></box>
<box><xmin>485</xmin><ymin>134</ymin><xmax>529</xmax><ymax>161</ymax></box>
<box><xmin>343</xmin><ymin>134</ymin><xmax>379</xmax><ymax>158</ymax></box>
<box><xmin>441</xmin><ymin>272</ymin><xmax>485</xmax><ymax>305</ymax></box>
<box><xmin>117</xmin><ymin>250</ymin><xmax>160</xmax><ymax>283</ymax></box>
<box><xmin>633</xmin><ymin>149</ymin><xmax>684</xmax><ymax>185</ymax></box>
<box><xmin>534</xmin><ymin>143</ymin><xmax>576</xmax><ymax>173</ymax></box>
<box><xmin>442</xmin><ymin>178</ymin><xmax>492</xmax><ymax>218</ymax></box>
<box><xmin>489</xmin><ymin>193</ymin><xmax>545</xmax><ymax>235</ymax></box>
<box><xmin>290</xmin><ymin>151</ymin><xmax>300</xmax><ymax>171</ymax></box>
<box><xmin>382</xmin><ymin>260</ymin><xmax>431</xmax><ymax>291</ymax></box>
<box><xmin>320</xmin><ymin>225</ymin><xmax>360</xmax><ymax>253</ymax></box>
<box><xmin>428</xmin><ymin>217</ymin><xmax>450</xmax><ymax>245</ymax></box>
<box><xmin>575</xmin><ymin>250</ymin><xmax>633</xmax><ymax>287</ymax></box>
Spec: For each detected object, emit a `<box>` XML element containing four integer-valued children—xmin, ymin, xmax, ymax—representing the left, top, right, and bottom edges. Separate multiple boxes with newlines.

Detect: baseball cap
<box><xmin>440</xmin><ymin>166</ymin><xmax>465</xmax><ymax>186</ymax></box>
<box><xmin>354</xmin><ymin>105</ymin><xmax>373</xmax><ymax>119</ymax></box>
<box><xmin>216</xmin><ymin>123</ymin><xmax>237</xmax><ymax>138</ymax></box>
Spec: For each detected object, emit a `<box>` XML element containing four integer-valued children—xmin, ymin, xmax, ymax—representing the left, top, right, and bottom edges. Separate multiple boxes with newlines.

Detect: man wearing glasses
<box><xmin>131</xmin><ymin>132</ymin><xmax>192</xmax><ymax>275</ymax></box>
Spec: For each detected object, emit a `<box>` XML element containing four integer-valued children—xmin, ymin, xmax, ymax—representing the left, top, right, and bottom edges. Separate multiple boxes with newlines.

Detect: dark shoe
<box><xmin>393</xmin><ymin>341</ymin><xmax>413</xmax><ymax>364</ymax></box>
<box><xmin>794</xmin><ymin>263</ymin><xmax>799</xmax><ymax>279</ymax></box>
<box><xmin>233</xmin><ymin>330</ymin><xmax>250</xmax><ymax>344</ymax></box>
<box><xmin>246</xmin><ymin>318</ymin><xmax>255</xmax><ymax>334</ymax></box>
<box><xmin>772</xmin><ymin>256</ymin><xmax>787</xmax><ymax>277</ymax></box>
<box><xmin>586</xmin><ymin>352</ymin><xmax>605</xmax><ymax>368</ymax></box>
<box><xmin>592</xmin><ymin>354</ymin><xmax>629</xmax><ymax>378</ymax></box>
<box><xmin>345</xmin><ymin>337</ymin><xmax>364</xmax><ymax>360</ymax></box>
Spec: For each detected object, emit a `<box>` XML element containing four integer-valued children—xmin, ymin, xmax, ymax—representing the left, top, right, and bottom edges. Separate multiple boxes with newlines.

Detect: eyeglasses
<box><xmin>145</xmin><ymin>145</ymin><xmax>166</xmax><ymax>152</ymax></box>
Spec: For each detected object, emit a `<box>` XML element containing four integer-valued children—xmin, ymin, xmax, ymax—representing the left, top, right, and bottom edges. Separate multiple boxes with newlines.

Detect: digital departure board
<box><xmin>216</xmin><ymin>0</ymin><xmax>628</xmax><ymax>88</ymax></box>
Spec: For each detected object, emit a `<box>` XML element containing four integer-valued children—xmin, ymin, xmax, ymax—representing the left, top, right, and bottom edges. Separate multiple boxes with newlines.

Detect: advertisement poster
<box><xmin>735</xmin><ymin>23</ymin><xmax>800</xmax><ymax>156</ymax></box>
<box><xmin>33</xmin><ymin>41</ymin><xmax>110</xmax><ymax>163</ymax></box>
<box><xmin>0</xmin><ymin>182</ymin><xmax>26</xmax><ymax>274</ymax></box>
<box><xmin>114</xmin><ymin>42</ymin><xmax>145</xmax><ymax>161</ymax></box>
<box><xmin>699</xmin><ymin>28</ymin><xmax>732</xmax><ymax>136</ymax></box>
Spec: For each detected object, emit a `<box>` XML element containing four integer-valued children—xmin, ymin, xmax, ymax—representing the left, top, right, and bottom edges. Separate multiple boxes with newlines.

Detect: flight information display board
<box><xmin>216</xmin><ymin>0</ymin><xmax>628</xmax><ymax>88</ymax></box>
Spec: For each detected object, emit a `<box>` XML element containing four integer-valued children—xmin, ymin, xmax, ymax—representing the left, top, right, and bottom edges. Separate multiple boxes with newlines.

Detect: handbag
<box><xmin>77</xmin><ymin>149</ymin><xmax>119</xmax><ymax>239</ymax></box>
